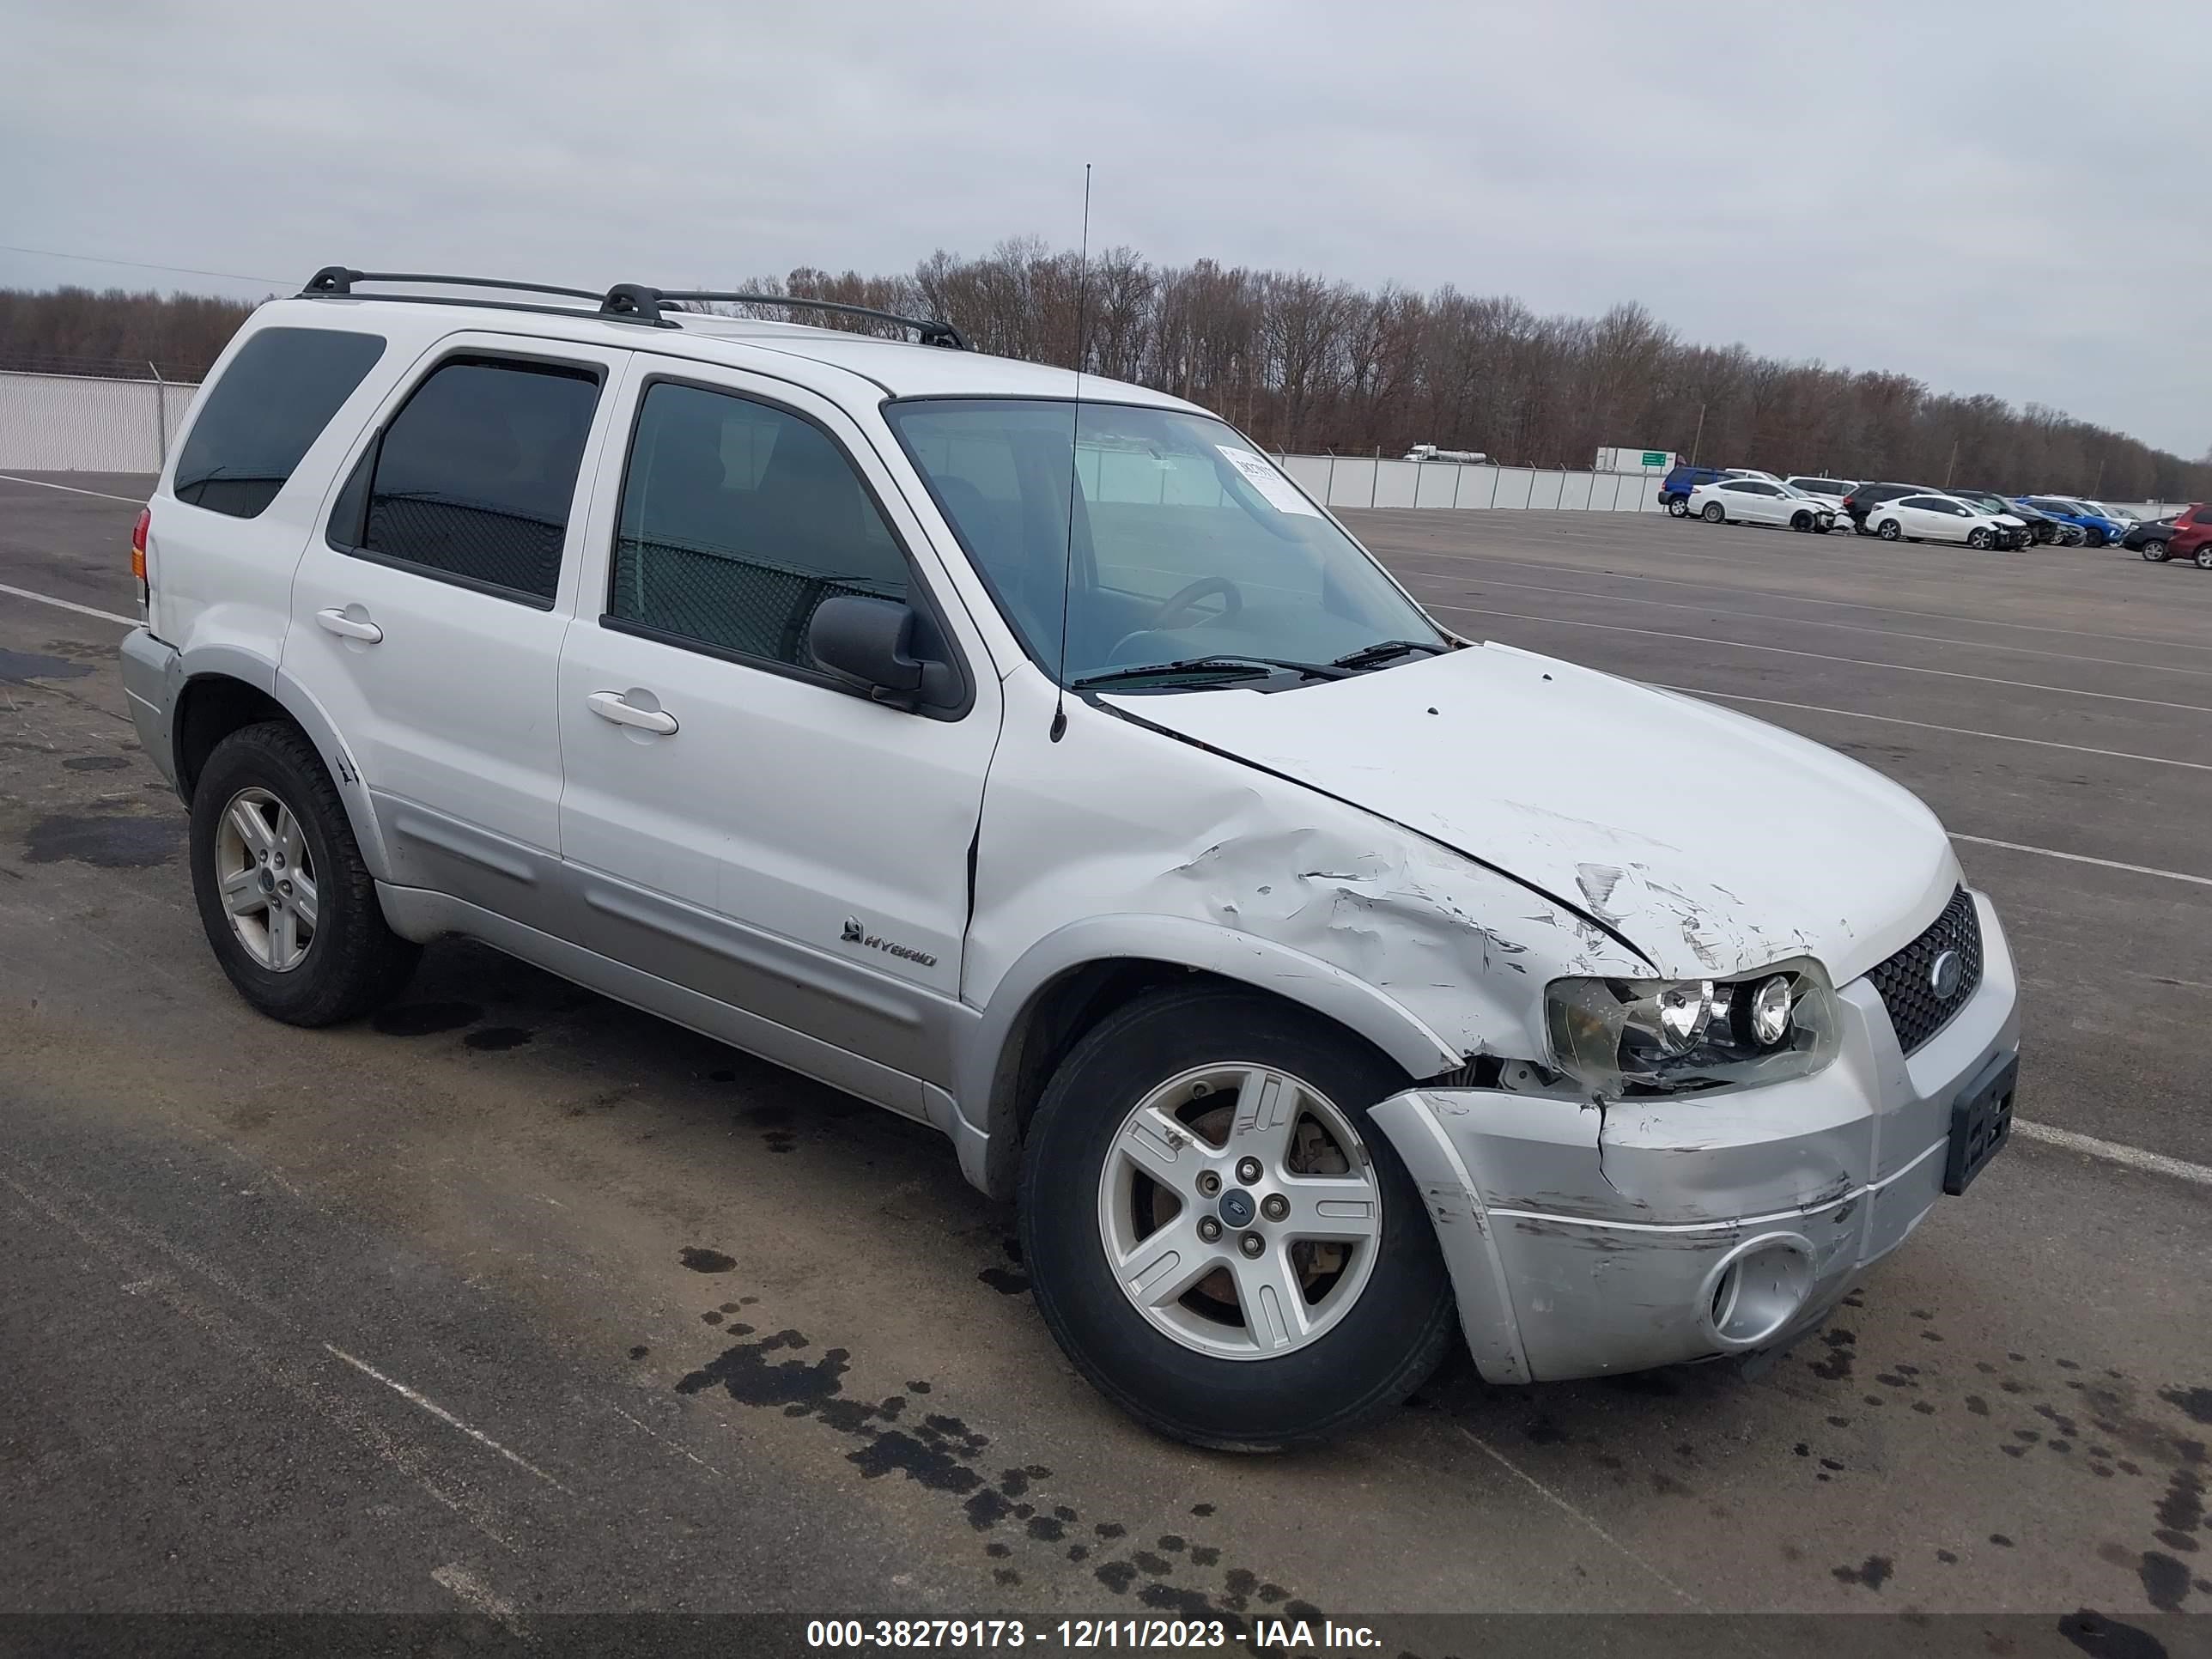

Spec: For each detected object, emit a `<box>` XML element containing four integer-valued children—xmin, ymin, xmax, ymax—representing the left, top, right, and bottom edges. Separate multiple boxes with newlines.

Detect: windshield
<box><xmin>886</xmin><ymin>398</ymin><xmax>1445</xmax><ymax>685</ymax></box>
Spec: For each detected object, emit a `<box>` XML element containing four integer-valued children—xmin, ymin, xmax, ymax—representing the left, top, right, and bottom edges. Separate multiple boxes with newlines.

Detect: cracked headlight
<box><xmin>1544</xmin><ymin>959</ymin><xmax>1841</xmax><ymax>1096</ymax></box>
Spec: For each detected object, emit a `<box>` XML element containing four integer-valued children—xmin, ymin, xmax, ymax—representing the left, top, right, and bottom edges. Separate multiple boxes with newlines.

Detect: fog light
<box><xmin>1703</xmin><ymin>1236</ymin><xmax>1814</xmax><ymax>1348</ymax></box>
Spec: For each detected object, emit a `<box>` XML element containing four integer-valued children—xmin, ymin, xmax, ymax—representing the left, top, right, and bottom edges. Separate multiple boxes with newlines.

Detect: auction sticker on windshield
<box><xmin>1215</xmin><ymin>445</ymin><xmax>1322</xmax><ymax>516</ymax></box>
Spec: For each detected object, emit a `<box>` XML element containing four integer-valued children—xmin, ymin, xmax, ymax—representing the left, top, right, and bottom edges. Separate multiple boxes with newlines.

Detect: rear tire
<box><xmin>1018</xmin><ymin>987</ymin><xmax>1456</xmax><ymax>1451</ymax></box>
<box><xmin>1877</xmin><ymin>520</ymin><xmax>1902</xmax><ymax>541</ymax></box>
<box><xmin>189</xmin><ymin>721</ymin><xmax>420</xmax><ymax>1026</ymax></box>
<box><xmin>1666</xmin><ymin>497</ymin><xmax>1689</xmax><ymax>518</ymax></box>
<box><xmin>2141</xmin><ymin>539</ymin><xmax>2169</xmax><ymax>562</ymax></box>
<box><xmin>1701</xmin><ymin>502</ymin><xmax>1725</xmax><ymax>523</ymax></box>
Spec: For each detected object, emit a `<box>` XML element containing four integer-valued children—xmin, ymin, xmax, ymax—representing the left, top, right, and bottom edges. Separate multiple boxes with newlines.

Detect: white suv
<box><xmin>121</xmin><ymin>270</ymin><xmax>2021</xmax><ymax>1449</ymax></box>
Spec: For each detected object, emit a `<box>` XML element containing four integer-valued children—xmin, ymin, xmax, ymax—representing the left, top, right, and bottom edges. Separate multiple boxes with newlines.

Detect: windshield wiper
<box><xmin>1330</xmin><ymin>638</ymin><xmax>1447</xmax><ymax>671</ymax></box>
<box><xmin>1071</xmin><ymin>655</ymin><xmax>1346</xmax><ymax>690</ymax></box>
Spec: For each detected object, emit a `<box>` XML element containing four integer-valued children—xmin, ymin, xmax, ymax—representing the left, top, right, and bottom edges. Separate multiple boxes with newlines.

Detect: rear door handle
<box><xmin>586</xmin><ymin>690</ymin><xmax>678</xmax><ymax>735</ymax></box>
<box><xmin>315</xmin><ymin>607</ymin><xmax>383</xmax><ymax>642</ymax></box>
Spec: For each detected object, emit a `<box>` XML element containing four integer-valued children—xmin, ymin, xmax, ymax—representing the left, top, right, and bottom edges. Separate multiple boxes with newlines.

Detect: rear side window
<box><xmin>173</xmin><ymin>327</ymin><xmax>386</xmax><ymax>519</ymax></box>
<box><xmin>354</xmin><ymin>356</ymin><xmax>600</xmax><ymax>605</ymax></box>
<box><xmin>607</xmin><ymin>380</ymin><xmax>908</xmax><ymax>668</ymax></box>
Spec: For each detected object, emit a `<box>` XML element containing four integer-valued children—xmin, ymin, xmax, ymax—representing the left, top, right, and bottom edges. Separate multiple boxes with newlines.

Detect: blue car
<box><xmin>2016</xmin><ymin>496</ymin><xmax>2126</xmax><ymax>548</ymax></box>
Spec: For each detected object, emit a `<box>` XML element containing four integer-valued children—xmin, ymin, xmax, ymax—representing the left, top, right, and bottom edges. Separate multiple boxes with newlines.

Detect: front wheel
<box><xmin>2086</xmin><ymin>529</ymin><xmax>2108</xmax><ymax>549</ymax></box>
<box><xmin>2061</xmin><ymin>526</ymin><xmax>2087</xmax><ymax>547</ymax></box>
<box><xmin>1968</xmin><ymin>528</ymin><xmax>1993</xmax><ymax>550</ymax></box>
<box><xmin>1878</xmin><ymin>519</ymin><xmax>1902</xmax><ymax>541</ymax></box>
<box><xmin>2140</xmin><ymin>539</ymin><xmax>2169</xmax><ymax>562</ymax></box>
<box><xmin>1701</xmin><ymin>502</ymin><xmax>1725</xmax><ymax>523</ymax></box>
<box><xmin>2196</xmin><ymin>545</ymin><xmax>2212</xmax><ymax>570</ymax></box>
<box><xmin>1019</xmin><ymin>987</ymin><xmax>1455</xmax><ymax>1451</ymax></box>
<box><xmin>189</xmin><ymin>721</ymin><xmax>420</xmax><ymax>1025</ymax></box>
<box><xmin>1790</xmin><ymin>511</ymin><xmax>1813</xmax><ymax>532</ymax></box>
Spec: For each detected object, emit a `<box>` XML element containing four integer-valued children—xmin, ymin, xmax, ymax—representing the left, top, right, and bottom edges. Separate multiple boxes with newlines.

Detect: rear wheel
<box><xmin>1877</xmin><ymin>519</ymin><xmax>1902</xmax><ymax>541</ymax></box>
<box><xmin>1968</xmin><ymin>527</ymin><xmax>1993</xmax><ymax>550</ymax></box>
<box><xmin>1019</xmin><ymin>987</ymin><xmax>1455</xmax><ymax>1451</ymax></box>
<box><xmin>2140</xmin><ymin>539</ymin><xmax>2170</xmax><ymax>562</ymax></box>
<box><xmin>1666</xmin><ymin>496</ymin><xmax>1689</xmax><ymax>518</ymax></box>
<box><xmin>189</xmin><ymin>721</ymin><xmax>419</xmax><ymax>1026</ymax></box>
<box><xmin>1701</xmin><ymin>502</ymin><xmax>1725</xmax><ymax>523</ymax></box>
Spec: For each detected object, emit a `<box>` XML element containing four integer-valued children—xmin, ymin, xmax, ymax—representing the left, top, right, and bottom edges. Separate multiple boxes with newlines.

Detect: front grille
<box><xmin>1867</xmin><ymin>886</ymin><xmax>1984</xmax><ymax>1054</ymax></box>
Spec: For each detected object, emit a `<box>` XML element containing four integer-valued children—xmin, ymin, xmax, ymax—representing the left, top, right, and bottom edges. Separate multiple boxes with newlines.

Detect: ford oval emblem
<box><xmin>1929</xmin><ymin>949</ymin><xmax>1965</xmax><ymax>1000</ymax></box>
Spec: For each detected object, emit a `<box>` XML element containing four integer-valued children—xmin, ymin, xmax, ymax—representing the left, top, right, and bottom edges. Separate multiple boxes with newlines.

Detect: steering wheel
<box><xmin>1146</xmin><ymin>577</ymin><xmax>1243</xmax><ymax>631</ymax></box>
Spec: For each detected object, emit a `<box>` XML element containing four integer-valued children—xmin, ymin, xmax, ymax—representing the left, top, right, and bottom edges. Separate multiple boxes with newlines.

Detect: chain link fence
<box><xmin>0</xmin><ymin>368</ymin><xmax>198</xmax><ymax>471</ymax></box>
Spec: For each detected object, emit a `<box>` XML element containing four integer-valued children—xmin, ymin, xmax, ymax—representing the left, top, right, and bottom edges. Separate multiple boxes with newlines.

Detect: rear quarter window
<box><xmin>172</xmin><ymin>327</ymin><xmax>387</xmax><ymax>519</ymax></box>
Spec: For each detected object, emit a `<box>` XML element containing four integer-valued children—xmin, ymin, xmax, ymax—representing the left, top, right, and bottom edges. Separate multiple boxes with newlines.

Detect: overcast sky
<box><xmin>5</xmin><ymin>1</ymin><xmax>2207</xmax><ymax>455</ymax></box>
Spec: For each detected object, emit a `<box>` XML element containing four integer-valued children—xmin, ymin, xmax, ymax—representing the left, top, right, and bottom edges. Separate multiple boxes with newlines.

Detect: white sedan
<box><xmin>1864</xmin><ymin>493</ymin><xmax>2025</xmax><ymax>549</ymax></box>
<box><xmin>1686</xmin><ymin>477</ymin><xmax>1837</xmax><ymax>532</ymax></box>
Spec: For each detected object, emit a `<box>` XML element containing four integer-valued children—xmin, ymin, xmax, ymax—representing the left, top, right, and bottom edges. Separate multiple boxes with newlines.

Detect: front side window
<box><xmin>173</xmin><ymin>326</ymin><xmax>386</xmax><ymax>519</ymax></box>
<box><xmin>609</xmin><ymin>381</ymin><xmax>908</xmax><ymax>666</ymax></box>
<box><xmin>886</xmin><ymin>398</ymin><xmax>1443</xmax><ymax>684</ymax></box>
<box><xmin>356</xmin><ymin>356</ymin><xmax>599</xmax><ymax>604</ymax></box>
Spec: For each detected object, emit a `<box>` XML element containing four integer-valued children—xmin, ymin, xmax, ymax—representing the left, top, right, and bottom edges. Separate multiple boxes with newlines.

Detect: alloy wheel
<box><xmin>213</xmin><ymin>786</ymin><xmax>319</xmax><ymax>972</ymax></box>
<box><xmin>1097</xmin><ymin>1063</ymin><xmax>1382</xmax><ymax>1360</ymax></box>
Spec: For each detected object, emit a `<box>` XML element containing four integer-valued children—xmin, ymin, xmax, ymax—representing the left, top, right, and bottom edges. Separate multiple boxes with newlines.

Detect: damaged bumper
<box><xmin>1370</xmin><ymin>891</ymin><xmax>2021</xmax><ymax>1384</ymax></box>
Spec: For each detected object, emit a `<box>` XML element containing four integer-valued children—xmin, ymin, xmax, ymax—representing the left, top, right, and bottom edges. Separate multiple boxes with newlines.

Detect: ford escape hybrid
<box><xmin>121</xmin><ymin>270</ymin><xmax>2021</xmax><ymax>1449</ymax></box>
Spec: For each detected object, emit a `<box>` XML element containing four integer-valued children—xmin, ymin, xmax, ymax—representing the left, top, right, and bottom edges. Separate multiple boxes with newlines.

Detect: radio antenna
<box><xmin>1049</xmin><ymin>162</ymin><xmax>1091</xmax><ymax>744</ymax></box>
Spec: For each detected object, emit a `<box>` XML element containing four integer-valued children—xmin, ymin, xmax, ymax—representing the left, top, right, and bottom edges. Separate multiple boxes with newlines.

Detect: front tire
<box><xmin>1018</xmin><ymin>987</ymin><xmax>1455</xmax><ymax>1451</ymax></box>
<box><xmin>2141</xmin><ymin>539</ymin><xmax>2169</xmax><ymax>562</ymax></box>
<box><xmin>2086</xmin><ymin>528</ymin><xmax>2108</xmax><ymax>549</ymax></box>
<box><xmin>1701</xmin><ymin>502</ymin><xmax>1725</xmax><ymax>523</ymax></box>
<box><xmin>1790</xmin><ymin>511</ymin><xmax>1813</xmax><ymax>532</ymax></box>
<box><xmin>2061</xmin><ymin>526</ymin><xmax>2086</xmax><ymax>547</ymax></box>
<box><xmin>1878</xmin><ymin>519</ymin><xmax>1902</xmax><ymax>541</ymax></box>
<box><xmin>2197</xmin><ymin>546</ymin><xmax>2212</xmax><ymax>570</ymax></box>
<box><xmin>189</xmin><ymin>721</ymin><xmax>419</xmax><ymax>1026</ymax></box>
<box><xmin>1968</xmin><ymin>528</ymin><xmax>1993</xmax><ymax>550</ymax></box>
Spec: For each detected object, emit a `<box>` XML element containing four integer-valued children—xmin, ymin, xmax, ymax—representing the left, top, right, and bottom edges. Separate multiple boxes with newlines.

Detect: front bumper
<box><xmin>1370</xmin><ymin>891</ymin><xmax>2021</xmax><ymax>1384</ymax></box>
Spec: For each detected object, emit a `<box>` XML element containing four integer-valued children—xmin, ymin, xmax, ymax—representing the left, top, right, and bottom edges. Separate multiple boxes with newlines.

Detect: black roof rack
<box><xmin>648</xmin><ymin>290</ymin><xmax>968</xmax><ymax>350</ymax></box>
<box><xmin>300</xmin><ymin>268</ymin><xmax>968</xmax><ymax>348</ymax></box>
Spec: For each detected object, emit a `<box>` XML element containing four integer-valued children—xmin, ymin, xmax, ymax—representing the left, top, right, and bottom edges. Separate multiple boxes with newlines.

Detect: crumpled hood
<box><xmin>1108</xmin><ymin>643</ymin><xmax>1959</xmax><ymax>984</ymax></box>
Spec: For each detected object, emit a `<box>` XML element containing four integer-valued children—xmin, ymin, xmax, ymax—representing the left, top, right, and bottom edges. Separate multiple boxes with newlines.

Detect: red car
<box><xmin>2141</xmin><ymin>502</ymin><xmax>2212</xmax><ymax>568</ymax></box>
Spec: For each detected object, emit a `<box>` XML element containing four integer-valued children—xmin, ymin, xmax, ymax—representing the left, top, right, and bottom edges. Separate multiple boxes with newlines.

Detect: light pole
<box><xmin>1689</xmin><ymin>402</ymin><xmax>1707</xmax><ymax>465</ymax></box>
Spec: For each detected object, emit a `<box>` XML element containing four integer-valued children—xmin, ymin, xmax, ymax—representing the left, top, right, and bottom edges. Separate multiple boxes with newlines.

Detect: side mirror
<box><xmin>807</xmin><ymin>594</ymin><xmax>955</xmax><ymax>710</ymax></box>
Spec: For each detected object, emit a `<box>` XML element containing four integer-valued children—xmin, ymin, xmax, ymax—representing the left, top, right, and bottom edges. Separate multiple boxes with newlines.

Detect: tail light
<box><xmin>131</xmin><ymin>507</ymin><xmax>149</xmax><ymax>609</ymax></box>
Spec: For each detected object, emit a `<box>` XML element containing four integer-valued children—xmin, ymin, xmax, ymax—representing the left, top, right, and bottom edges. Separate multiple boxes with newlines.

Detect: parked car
<box><xmin>121</xmin><ymin>268</ymin><xmax>2021</xmax><ymax>1449</ymax></box>
<box><xmin>1687</xmin><ymin>477</ymin><xmax>1836</xmax><ymax>532</ymax></box>
<box><xmin>1719</xmin><ymin>468</ymin><xmax>1787</xmax><ymax>485</ymax></box>
<box><xmin>1945</xmin><ymin>489</ymin><xmax>2055</xmax><ymax>544</ymax></box>
<box><xmin>1783</xmin><ymin>476</ymin><xmax>1858</xmax><ymax>515</ymax></box>
<box><xmin>2142</xmin><ymin>503</ymin><xmax>2212</xmax><ymax>568</ymax></box>
<box><xmin>1864</xmin><ymin>494</ymin><xmax>2025</xmax><ymax>549</ymax></box>
<box><xmin>1840</xmin><ymin>482</ymin><xmax>1925</xmax><ymax>533</ymax></box>
<box><xmin>2080</xmin><ymin>500</ymin><xmax>2137</xmax><ymax>530</ymax></box>
<box><xmin>2123</xmin><ymin>516</ymin><xmax>2179</xmax><ymax>557</ymax></box>
<box><xmin>1658</xmin><ymin>463</ymin><xmax>1729</xmax><ymax>515</ymax></box>
<box><xmin>2017</xmin><ymin>497</ymin><xmax>2125</xmax><ymax>548</ymax></box>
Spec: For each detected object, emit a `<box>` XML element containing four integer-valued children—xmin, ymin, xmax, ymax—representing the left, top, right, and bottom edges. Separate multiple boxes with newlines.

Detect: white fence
<box><xmin>1279</xmin><ymin>453</ymin><xmax>1662</xmax><ymax>514</ymax></box>
<box><xmin>0</xmin><ymin>370</ymin><xmax>198</xmax><ymax>472</ymax></box>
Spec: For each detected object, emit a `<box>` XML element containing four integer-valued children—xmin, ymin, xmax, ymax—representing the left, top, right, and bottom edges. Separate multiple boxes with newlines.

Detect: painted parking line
<box><xmin>0</xmin><ymin>472</ymin><xmax>147</xmax><ymax>504</ymax></box>
<box><xmin>1395</xmin><ymin>543</ymin><xmax>2212</xmax><ymax>657</ymax></box>
<box><xmin>1397</xmin><ymin>564</ymin><xmax>2212</xmax><ymax>678</ymax></box>
<box><xmin>1656</xmin><ymin>685</ymin><xmax>2212</xmax><ymax>775</ymax></box>
<box><xmin>1430</xmin><ymin>602</ymin><xmax>2212</xmax><ymax>715</ymax></box>
<box><xmin>0</xmin><ymin>580</ymin><xmax>137</xmax><ymax>628</ymax></box>
<box><xmin>1948</xmin><ymin>834</ymin><xmax>2212</xmax><ymax>889</ymax></box>
<box><xmin>2010</xmin><ymin>1121</ymin><xmax>2212</xmax><ymax>1188</ymax></box>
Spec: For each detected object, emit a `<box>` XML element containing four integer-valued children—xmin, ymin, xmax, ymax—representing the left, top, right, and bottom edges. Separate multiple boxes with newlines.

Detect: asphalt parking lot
<box><xmin>2</xmin><ymin>472</ymin><xmax>2208</xmax><ymax>1642</ymax></box>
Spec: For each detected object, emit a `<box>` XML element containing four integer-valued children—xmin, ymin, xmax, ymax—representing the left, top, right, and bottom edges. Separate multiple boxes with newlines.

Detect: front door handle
<box><xmin>586</xmin><ymin>690</ymin><xmax>678</xmax><ymax>736</ymax></box>
<box><xmin>315</xmin><ymin>607</ymin><xmax>383</xmax><ymax>642</ymax></box>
